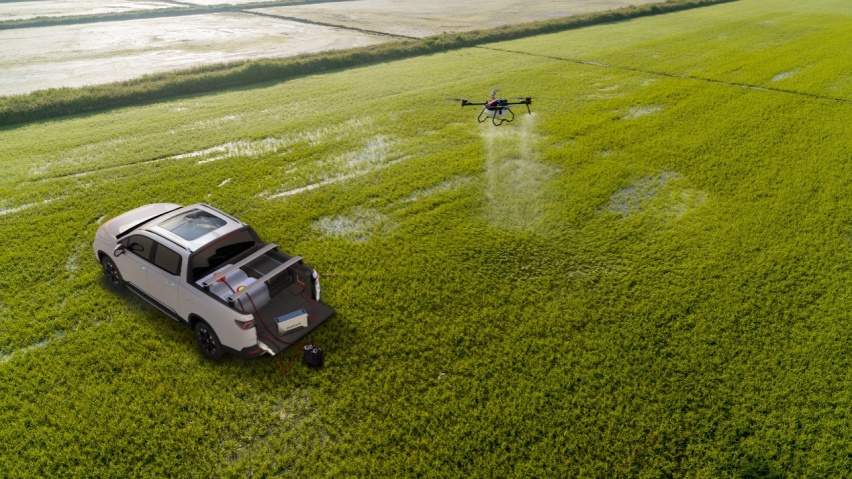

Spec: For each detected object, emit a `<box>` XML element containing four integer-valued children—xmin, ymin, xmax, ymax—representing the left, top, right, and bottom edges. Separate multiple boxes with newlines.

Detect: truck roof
<box><xmin>139</xmin><ymin>203</ymin><xmax>246</xmax><ymax>252</ymax></box>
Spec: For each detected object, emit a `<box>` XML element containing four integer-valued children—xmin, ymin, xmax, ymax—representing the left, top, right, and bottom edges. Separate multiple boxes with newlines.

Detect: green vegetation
<box><xmin>2</xmin><ymin>0</ymin><xmax>851</xmax><ymax>476</ymax></box>
<box><xmin>0</xmin><ymin>0</ymin><xmax>733</xmax><ymax>127</ymax></box>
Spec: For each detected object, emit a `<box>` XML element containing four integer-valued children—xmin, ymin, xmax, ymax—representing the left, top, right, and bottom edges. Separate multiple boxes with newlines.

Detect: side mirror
<box><xmin>113</xmin><ymin>244</ymin><xmax>125</xmax><ymax>257</ymax></box>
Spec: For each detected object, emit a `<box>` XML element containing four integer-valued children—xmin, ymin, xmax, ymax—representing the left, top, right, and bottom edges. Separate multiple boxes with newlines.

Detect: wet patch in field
<box><xmin>312</xmin><ymin>207</ymin><xmax>395</xmax><ymax>242</ymax></box>
<box><xmin>0</xmin><ymin>198</ymin><xmax>58</xmax><ymax>217</ymax></box>
<box><xmin>403</xmin><ymin>176</ymin><xmax>474</xmax><ymax>203</ymax></box>
<box><xmin>771</xmin><ymin>69</ymin><xmax>800</xmax><ymax>82</ymax></box>
<box><xmin>65</xmin><ymin>242</ymin><xmax>88</xmax><ymax>274</ymax></box>
<box><xmin>621</xmin><ymin>105</ymin><xmax>662</xmax><ymax>119</ymax></box>
<box><xmin>0</xmin><ymin>331</ymin><xmax>66</xmax><ymax>364</ymax></box>
<box><xmin>170</xmin><ymin>138</ymin><xmax>291</xmax><ymax>164</ymax></box>
<box><xmin>605</xmin><ymin>171</ymin><xmax>706</xmax><ymax>221</ymax></box>
<box><xmin>172</xmin><ymin>117</ymin><xmax>375</xmax><ymax>166</ymax></box>
<box><xmin>266</xmin><ymin>134</ymin><xmax>408</xmax><ymax>200</ymax></box>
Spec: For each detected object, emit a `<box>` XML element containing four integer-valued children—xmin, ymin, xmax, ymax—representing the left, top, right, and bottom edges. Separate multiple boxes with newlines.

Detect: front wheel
<box><xmin>101</xmin><ymin>256</ymin><xmax>125</xmax><ymax>290</ymax></box>
<box><xmin>195</xmin><ymin>320</ymin><xmax>225</xmax><ymax>359</ymax></box>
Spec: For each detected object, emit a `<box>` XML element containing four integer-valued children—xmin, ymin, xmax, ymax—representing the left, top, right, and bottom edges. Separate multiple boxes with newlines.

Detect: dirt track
<box><xmin>0</xmin><ymin>0</ymin><xmax>662</xmax><ymax>96</ymax></box>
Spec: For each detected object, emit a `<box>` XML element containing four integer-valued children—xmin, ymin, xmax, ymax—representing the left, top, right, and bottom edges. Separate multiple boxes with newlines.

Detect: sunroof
<box><xmin>158</xmin><ymin>209</ymin><xmax>226</xmax><ymax>241</ymax></box>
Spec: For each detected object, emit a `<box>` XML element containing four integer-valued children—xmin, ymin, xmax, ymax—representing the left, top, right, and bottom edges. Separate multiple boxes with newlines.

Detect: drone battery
<box><xmin>275</xmin><ymin>309</ymin><xmax>308</xmax><ymax>335</ymax></box>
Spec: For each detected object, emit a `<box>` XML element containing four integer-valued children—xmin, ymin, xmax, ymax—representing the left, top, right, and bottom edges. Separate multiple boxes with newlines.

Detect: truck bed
<box><xmin>254</xmin><ymin>289</ymin><xmax>335</xmax><ymax>355</ymax></box>
<box><xmin>195</xmin><ymin>243</ymin><xmax>335</xmax><ymax>355</ymax></box>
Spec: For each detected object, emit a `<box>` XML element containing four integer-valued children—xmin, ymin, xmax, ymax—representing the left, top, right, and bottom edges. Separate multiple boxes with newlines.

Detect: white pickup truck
<box><xmin>93</xmin><ymin>203</ymin><xmax>334</xmax><ymax>359</ymax></box>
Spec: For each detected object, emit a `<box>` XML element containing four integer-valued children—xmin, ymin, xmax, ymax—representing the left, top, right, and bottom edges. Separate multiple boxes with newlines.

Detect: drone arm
<box><xmin>505</xmin><ymin>98</ymin><xmax>532</xmax><ymax>115</ymax></box>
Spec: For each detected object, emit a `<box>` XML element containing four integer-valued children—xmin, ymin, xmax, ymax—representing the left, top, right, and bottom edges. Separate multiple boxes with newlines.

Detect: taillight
<box><xmin>312</xmin><ymin>270</ymin><xmax>321</xmax><ymax>301</ymax></box>
<box><xmin>235</xmin><ymin>319</ymin><xmax>255</xmax><ymax>330</ymax></box>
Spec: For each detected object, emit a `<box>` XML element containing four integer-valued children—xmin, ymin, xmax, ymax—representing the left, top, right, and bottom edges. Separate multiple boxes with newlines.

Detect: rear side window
<box><xmin>153</xmin><ymin>243</ymin><xmax>182</xmax><ymax>276</ymax></box>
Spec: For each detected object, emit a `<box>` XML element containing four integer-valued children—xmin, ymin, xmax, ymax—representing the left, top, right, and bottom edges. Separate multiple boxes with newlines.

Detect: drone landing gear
<box><xmin>478</xmin><ymin>107</ymin><xmax>515</xmax><ymax>126</ymax></box>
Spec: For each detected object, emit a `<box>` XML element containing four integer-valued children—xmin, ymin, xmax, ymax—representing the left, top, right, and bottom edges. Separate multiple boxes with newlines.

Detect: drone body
<box><xmin>450</xmin><ymin>90</ymin><xmax>533</xmax><ymax>126</ymax></box>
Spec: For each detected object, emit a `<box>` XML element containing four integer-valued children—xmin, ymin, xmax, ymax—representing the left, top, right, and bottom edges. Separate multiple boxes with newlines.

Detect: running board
<box><xmin>202</xmin><ymin>243</ymin><xmax>278</xmax><ymax>288</ymax></box>
<box><xmin>228</xmin><ymin>255</ymin><xmax>302</xmax><ymax>304</ymax></box>
<box><xmin>127</xmin><ymin>283</ymin><xmax>186</xmax><ymax>325</ymax></box>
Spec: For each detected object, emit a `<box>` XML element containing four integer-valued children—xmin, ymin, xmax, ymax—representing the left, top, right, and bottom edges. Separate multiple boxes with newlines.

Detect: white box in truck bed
<box><xmin>275</xmin><ymin>309</ymin><xmax>309</xmax><ymax>335</ymax></box>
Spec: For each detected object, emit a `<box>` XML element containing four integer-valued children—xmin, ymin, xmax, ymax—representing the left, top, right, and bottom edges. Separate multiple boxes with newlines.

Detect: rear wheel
<box><xmin>195</xmin><ymin>320</ymin><xmax>225</xmax><ymax>359</ymax></box>
<box><xmin>101</xmin><ymin>256</ymin><xmax>125</xmax><ymax>290</ymax></box>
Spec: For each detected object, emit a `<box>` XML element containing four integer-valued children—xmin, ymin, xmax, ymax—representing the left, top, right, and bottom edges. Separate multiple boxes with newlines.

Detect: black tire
<box><xmin>195</xmin><ymin>320</ymin><xmax>225</xmax><ymax>359</ymax></box>
<box><xmin>101</xmin><ymin>256</ymin><xmax>125</xmax><ymax>290</ymax></box>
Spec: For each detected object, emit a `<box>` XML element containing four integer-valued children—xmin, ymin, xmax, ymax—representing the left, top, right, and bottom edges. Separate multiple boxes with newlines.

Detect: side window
<box><xmin>124</xmin><ymin>235</ymin><xmax>154</xmax><ymax>262</ymax></box>
<box><xmin>153</xmin><ymin>243</ymin><xmax>182</xmax><ymax>276</ymax></box>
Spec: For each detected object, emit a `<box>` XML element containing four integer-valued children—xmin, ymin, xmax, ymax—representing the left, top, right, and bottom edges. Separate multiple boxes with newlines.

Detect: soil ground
<box><xmin>0</xmin><ymin>0</ymin><xmax>174</xmax><ymax>22</ymax></box>
<box><xmin>259</xmin><ymin>0</ymin><xmax>663</xmax><ymax>38</ymax></box>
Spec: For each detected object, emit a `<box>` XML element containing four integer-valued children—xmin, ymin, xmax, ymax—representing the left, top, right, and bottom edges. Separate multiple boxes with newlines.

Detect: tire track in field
<box><xmin>17</xmin><ymin>155</ymin><xmax>174</xmax><ymax>185</ymax></box>
<box><xmin>241</xmin><ymin>10</ymin><xmax>414</xmax><ymax>40</ymax></box>
<box><xmin>479</xmin><ymin>46</ymin><xmax>852</xmax><ymax>105</ymax></box>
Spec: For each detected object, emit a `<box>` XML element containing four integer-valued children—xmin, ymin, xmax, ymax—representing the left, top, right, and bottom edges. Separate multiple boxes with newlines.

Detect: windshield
<box><xmin>189</xmin><ymin>227</ymin><xmax>259</xmax><ymax>281</ymax></box>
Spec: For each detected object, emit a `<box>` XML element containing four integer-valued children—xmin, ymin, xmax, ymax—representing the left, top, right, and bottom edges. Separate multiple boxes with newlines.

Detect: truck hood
<box><xmin>104</xmin><ymin>203</ymin><xmax>182</xmax><ymax>238</ymax></box>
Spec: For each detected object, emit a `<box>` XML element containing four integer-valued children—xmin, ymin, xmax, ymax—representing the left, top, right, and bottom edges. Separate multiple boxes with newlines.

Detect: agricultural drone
<box><xmin>449</xmin><ymin>90</ymin><xmax>532</xmax><ymax>126</ymax></box>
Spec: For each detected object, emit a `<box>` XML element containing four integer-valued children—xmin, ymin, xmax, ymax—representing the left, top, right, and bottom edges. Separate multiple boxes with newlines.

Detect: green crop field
<box><xmin>1</xmin><ymin>0</ymin><xmax>851</xmax><ymax>476</ymax></box>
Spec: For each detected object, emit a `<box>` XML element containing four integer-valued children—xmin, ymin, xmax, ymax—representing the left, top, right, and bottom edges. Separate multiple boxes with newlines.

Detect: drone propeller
<box><xmin>445</xmin><ymin>96</ymin><xmax>470</xmax><ymax>107</ymax></box>
<box><xmin>447</xmin><ymin>96</ymin><xmax>488</xmax><ymax>107</ymax></box>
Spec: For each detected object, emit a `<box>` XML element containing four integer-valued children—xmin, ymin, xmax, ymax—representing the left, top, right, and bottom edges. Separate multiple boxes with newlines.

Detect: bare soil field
<box><xmin>0</xmin><ymin>0</ymin><xmax>175</xmax><ymax>22</ymax></box>
<box><xmin>1</xmin><ymin>0</ymin><xmax>662</xmax><ymax>96</ymax></box>
<box><xmin>259</xmin><ymin>0</ymin><xmax>665</xmax><ymax>38</ymax></box>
